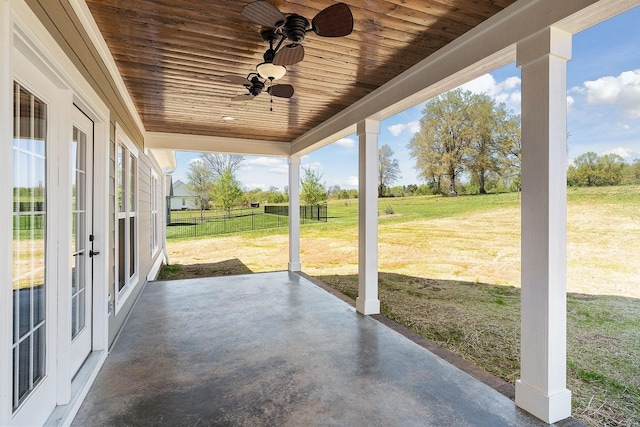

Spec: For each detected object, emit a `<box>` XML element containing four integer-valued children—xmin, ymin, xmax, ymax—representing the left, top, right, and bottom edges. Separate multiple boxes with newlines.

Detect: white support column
<box><xmin>288</xmin><ymin>155</ymin><xmax>301</xmax><ymax>272</ymax></box>
<box><xmin>515</xmin><ymin>27</ymin><xmax>572</xmax><ymax>424</ymax></box>
<box><xmin>356</xmin><ymin>119</ymin><xmax>380</xmax><ymax>315</ymax></box>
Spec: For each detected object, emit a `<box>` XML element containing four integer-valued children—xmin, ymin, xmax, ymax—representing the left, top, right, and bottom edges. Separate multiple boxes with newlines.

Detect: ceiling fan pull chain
<box><xmin>270</xmin><ymin>95</ymin><xmax>274</xmax><ymax>112</ymax></box>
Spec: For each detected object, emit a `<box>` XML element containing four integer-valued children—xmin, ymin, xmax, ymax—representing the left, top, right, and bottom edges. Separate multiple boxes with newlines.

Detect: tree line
<box><xmin>567</xmin><ymin>152</ymin><xmax>640</xmax><ymax>187</ymax></box>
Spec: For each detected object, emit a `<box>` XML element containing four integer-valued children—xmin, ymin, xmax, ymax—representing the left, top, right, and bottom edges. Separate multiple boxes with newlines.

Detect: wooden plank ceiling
<box><xmin>86</xmin><ymin>0</ymin><xmax>517</xmax><ymax>143</ymax></box>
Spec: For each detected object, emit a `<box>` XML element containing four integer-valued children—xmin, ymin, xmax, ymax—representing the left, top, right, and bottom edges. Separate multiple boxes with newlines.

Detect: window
<box><xmin>12</xmin><ymin>83</ymin><xmax>47</xmax><ymax>411</ymax></box>
<box><xmin>151</xmin><ymin>169</ymin><xmax>159</xmax><ymax>255</ymax></box>
<box><xmin>115</xmin><ymin>125</ymin><xmax>138</xmax><ymax>309</ymax></box>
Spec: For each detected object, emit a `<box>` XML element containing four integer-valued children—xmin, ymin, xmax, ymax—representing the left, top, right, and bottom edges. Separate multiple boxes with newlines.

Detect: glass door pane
<box><xmin>12</xmin><ymin>83</ymin><xmax>47</xmax><ymax>411</ymax></box>
<box><xmin>71</xmin><ymin>128</ymin><xmax>87</xmax><ymax>339</ymax></box>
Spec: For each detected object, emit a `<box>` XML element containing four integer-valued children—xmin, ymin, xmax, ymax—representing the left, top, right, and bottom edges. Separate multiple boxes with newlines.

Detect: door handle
<box><xmin>89</xmin><ymin>250</ymin><xmax>100</xmax><ymax>257</ymax></box>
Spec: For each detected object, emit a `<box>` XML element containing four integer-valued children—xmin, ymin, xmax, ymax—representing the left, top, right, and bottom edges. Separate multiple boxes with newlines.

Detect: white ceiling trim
<box><xmin>145</xmin><ymin>132</ymin><xmax>291</xmax><ymax>157</ymax></box>
<box><xmin>148</xmin><ymin>149</ymin><xmax>177</xmax><ymax>174</ymax></box>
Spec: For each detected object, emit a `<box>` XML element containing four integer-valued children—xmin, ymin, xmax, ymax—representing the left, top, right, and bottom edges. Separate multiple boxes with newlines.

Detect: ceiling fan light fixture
<box><xmin>256</xmin><ymin>62</ymin><xmax>287</xmax><ymax>81</ymax></box>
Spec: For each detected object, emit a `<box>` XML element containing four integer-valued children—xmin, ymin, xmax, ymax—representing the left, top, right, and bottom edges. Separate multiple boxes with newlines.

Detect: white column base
<box><xmin>356</xmin><ymin>297</ymin><xmax>380</xmax><ymax>315</ymax></box>
<box><xmin>515</xmin><ymin>380</ymin><xmax>572</xmax><ymax>424</ymax></box>
<box><xmin>288</xmin><ymin>262</ymin><xmax>301</xmax><ymax>272</ymax></box>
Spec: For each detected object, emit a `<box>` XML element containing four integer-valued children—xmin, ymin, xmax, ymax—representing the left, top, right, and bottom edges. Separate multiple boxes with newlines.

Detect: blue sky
<box><xmin>173</xmin><ymin>6</ymin><xmax>640</xmax><ymax>191</ymax></box>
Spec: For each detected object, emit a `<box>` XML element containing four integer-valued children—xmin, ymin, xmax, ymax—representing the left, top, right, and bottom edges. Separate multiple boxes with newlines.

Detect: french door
<box><xmin>69</xmin><ymin>107</ymin><xmax>94</xmax><ymax>377</ymax></box>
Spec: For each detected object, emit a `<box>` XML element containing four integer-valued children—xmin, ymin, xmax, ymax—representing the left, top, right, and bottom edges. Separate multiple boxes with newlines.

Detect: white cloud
<box><xmin>241</xmin><ymin>157</ymin><xmax>289</xmax><ymax>175</ymax></box>
<box><xmin>567</xmin><ymin>95</ymin><xmax>575</xmax><ymax>111</ymax></box>
<box><xmin>387</xmin><ymin>120</ymin><xmax>420</xmax><ymax>137</ymax></box>
<box><xmin>302</xmin><ymin>161</ymin><xmax>323</xmax><ymax>171</ymax></box>
<box><xmin>583</xmin><ymin>69</ymin><xmax>640</xmax><ymax>117</ymax></box>
<box><xmin>243</xmin><ymin>157</ymin><xmax>285</xmax><ymax>167</ymax></box>
<box><xmin>459</xmin><ymin>74</ymin><xmax>521</xmax><ymax>97</ymax></box>
<box><xmin>603</xmin><ymin>147</ymin><xmax>635</xmax><ymax>159</ymax></box>
<box><xmin>458</xmin><ymin>74</ymin><xmax>522</xmax><ymax>112</ymax></box>
<box><xmin>334</xmin><ymin>137</ymin><xmax>355</xmax><ymax>148</ymax></box>
<box><xmin>188</xmin><ymin>157</ymin><xmax>203</xmax><ymax>165</ymax></box>
<box><xmin>243</xmin><ymin>183</ymin><xmax>268</xmax><ymax>191</ymax></box>
<box><xmin>407</xmin><ymin>121</ymin><xmax>420</xmax><ymax>134</ymax></box>
<box><xmin>502</xmin><ymin>76</ymin><xmax>521</xmax><ymax>90</ymax></box>
<box><xmin>346</xmin><ymin>176</ymin><xmax>359</xmax><ymax>187</ymax></box>
<box><xmin>388</xmin><ymin>123</ymin><xmax>406</xmax><ymax>136</ymax></box>
<box><xmin>269</xmin><ymin>164</ymin><xmax>289</xmax><ymax>174</ymax></box>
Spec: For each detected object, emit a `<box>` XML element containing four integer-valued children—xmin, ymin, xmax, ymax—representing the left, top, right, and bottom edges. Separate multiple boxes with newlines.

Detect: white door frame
<box><xmin>1</xmin><ymin>1</ymin><xmax>110</xmax><ymax>424</ymax></box>
<box><xmin>69</xmin><ymin>106</ymin><xmax>95</xmax><ymax>377</ymax></box>
<box><xmin>6</xmin><ymin>45</ymin><xmax>63</xmax><ymax>427</ymax></box>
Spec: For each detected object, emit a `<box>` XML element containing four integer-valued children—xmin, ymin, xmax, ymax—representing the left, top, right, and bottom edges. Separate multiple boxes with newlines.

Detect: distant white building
<box><xmin>169</xmin><ymin>179</ymin><xmax>200</xmax><ymax>210</ymax></box>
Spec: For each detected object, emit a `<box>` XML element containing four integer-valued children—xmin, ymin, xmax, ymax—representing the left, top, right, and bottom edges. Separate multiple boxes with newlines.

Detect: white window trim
<box><xmin>114</xmin><ymin>123</ymin><xmax>138</xmax><ymax>313</ymax></box>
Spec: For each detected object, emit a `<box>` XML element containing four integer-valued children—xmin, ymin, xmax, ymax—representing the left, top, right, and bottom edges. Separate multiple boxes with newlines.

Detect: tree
<box><xmin>200</xmin><ymin>153</ymin><xmax>244</xmax><ymax>177</ymax></box>
<box><xmin>378</xmin><ymin>144</ymin><xmax>401</xmax><ymax>197</ymax></box>
<box><xmin>408</xmin><ymin>89</ymin><xmax>476</xmax><ymax>195</ymax></box>
<box><xmin>567</xmin><ymin>152</ymin><xmax>601</xmax><ymax>186</ymax></box>
<box><xmin>500</xmin><ymin>115</ymin><xmax>522</xmax><ymax>192</ymax></box>
<box><xmin>623</xmin><ymin>158</ymin><xmax>640</xmax><ymax>184</ymax></box>
<box><xmin>211</xmin><ymin>170</ymin><xmax>243</xmax><ymax>216</ymax></box>
<box><xmin>328</xmin><ymin>185</ymin><xmax>342</xmax><ymax>198</ymax></box>
<box><xmin>408</xmin><ymin>88</ymin><xmax>521</xmax><ymax>195</ymax></box>
<box><xmin>300</xmin><ymin>167</ymin><xmax>327</xmax><ymax>207</ymax></box>
<box><xmin>467</xmin><ymin>95</ymin><xmax>521</xmax><ymax>194</ymax></box>
<box><xmin>186</xmin><ymin>160</ymin><xmax>213</xmax><ymax>219</ymax></box>
<box><xmin>567</xmin><ymin>152</ymin><xmax>627</xmax><ymax>187</ymax></box>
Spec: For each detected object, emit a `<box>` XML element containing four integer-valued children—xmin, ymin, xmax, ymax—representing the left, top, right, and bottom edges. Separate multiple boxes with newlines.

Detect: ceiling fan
<box><xmin>240</xmin><ymin>1</ymin><xmax>354</xmax><ymax>66</ymax></box>
<box><xmin>224</xmin><ymin>73</ymin><xmax>294</xmax><ymax>103</ymax></box>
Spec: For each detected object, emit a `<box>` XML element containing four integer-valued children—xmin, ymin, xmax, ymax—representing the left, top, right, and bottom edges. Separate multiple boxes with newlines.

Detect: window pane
<box><xmin>118</xmin><ymin>218</ymin><xmax>126</xmax><ymax>291</ymax></box>
<box><xmin>78</xmin><ymin>289</ymin><xmax>86</xmax><ymax>334</ymax></box>
<box><xmin>33</xmin><ymin>97</ymin><xmax>46</xmax><ymax>156</ymax></box>
<box><xmin>128</xmin><ymin>153</ymin><xmax>135</xmax><ymax>211</ymax></box>
<box><xmin>34</xmin><ymin>283</ymin><xmax>45</xmax><ymax>325</ymax></box>
<box><xmin>117</xmin><ymin>145</ymin><xmax>124</xmax><ymax>212</ymax></box>
<box><xmin>129</xmin><ymin>216</ymin><xmax>135</xmax><ymax>278</ymax></box>
<box><xmin>18</xmin><ymin>89</ymin><xmax>31</xmax><ymax>151</ymax></box>
<box><xmin>71</xmin><ymin>294</ymin><xmax>77</xmax><ymax>337</ymax></box>
<box><xmin>71</xmin><ymin>249</ymin><xmax>77</xmax><ymax>296</ymax></box>
<box><xmin>17</xmin><ymin>339</ymin><xmax>30</xmax><ymax>402</ymax></box>
<box><xmin>18</xmin><ymin>289</ymin><xmax>31</xmax><ymax>339</ymax></box>
<box><xmin>33</xmin><ymin>326</ymin><xmax>45</xmax><ymax>383</ymax></box>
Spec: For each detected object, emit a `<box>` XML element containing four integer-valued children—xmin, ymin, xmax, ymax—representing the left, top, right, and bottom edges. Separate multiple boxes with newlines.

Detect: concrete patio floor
<box><xmin>72</xmin><ymin>271</ymin><xmax>552</xmax><ymax>426</ymax></box>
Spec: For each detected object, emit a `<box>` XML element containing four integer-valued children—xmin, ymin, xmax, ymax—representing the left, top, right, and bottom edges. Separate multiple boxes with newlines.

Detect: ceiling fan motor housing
<box><xmin>282</xmin><ymin>14</ymin><xmax>309</xmax><ymax>43</ymax></box>
<box><xmin>249</xmin><ymin>76</ymin><xmax>265</xmax><ymax>95</ymax></box>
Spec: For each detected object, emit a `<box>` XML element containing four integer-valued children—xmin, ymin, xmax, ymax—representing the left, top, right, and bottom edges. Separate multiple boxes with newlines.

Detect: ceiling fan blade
<box><xmin>312</xmin><ymin>3</ymin><xmax>354</xmax><ymax>37</ymax></box>
<box><xmin>241</xmin><ymin>1</ymin><xmax>285</xmax><ymax>28</ymax></box>
<box><xmin>224</xmin><ymin>75</ymin><xmax>251</xmax><ymax>86</ymax></box>
<box><xmin>273</xmin><ymin>44</ymin><xmax>305</xmax><ymax>66</ymax></box>
<box><xmin>267</xmin><ymin>84</ymin><xmax>294</xmax><ymax>99</ymax></box>
<box><xmin>231</xmin><ymin>93</ymin><xmax>255</xmax><ymax>102</ymax></box>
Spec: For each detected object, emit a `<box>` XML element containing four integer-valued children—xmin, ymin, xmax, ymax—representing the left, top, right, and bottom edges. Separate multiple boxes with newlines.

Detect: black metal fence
<box><xmin>263</xmin><ymin>205</ymin><xmax>327</xmax><ymax>221</ymax></box>
<box><xmin>166</xmin><ymin>205</ymin><xmax>327</xmax><ymax>239</ymax></box>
